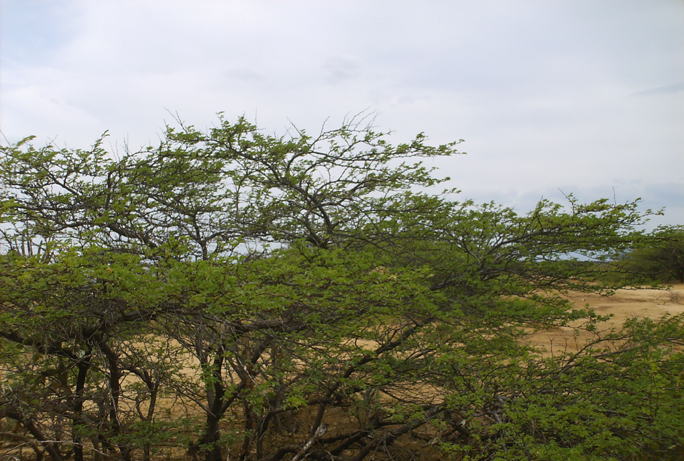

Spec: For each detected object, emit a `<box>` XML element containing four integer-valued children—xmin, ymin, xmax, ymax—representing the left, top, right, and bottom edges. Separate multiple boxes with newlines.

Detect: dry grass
<box><xmin>527</xmin><ymin>283</ymin><xmax>684</xmax><ymax>355</ymax></box>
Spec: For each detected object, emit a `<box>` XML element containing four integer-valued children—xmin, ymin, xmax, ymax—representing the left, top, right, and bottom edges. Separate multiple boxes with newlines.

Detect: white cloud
<box><xmin>1</xmin><ymin>0</ymin><xmax>682</xmax><ymax>225</ymax></box>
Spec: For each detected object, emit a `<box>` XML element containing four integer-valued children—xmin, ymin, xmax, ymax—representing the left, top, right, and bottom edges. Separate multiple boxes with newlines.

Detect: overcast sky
<box><xmin>2</xmin><ymin>0</ymin><xmax>683</xmax><ymax>227</ymax></box>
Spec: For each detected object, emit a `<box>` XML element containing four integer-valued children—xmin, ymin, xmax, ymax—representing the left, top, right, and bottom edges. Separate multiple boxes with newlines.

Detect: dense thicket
<box><xmin>621</xmin><ymin>226</ymin><xmax>684</xmax><ymax>284</ymax></box>
<box><xmin>0</xmin><ymin>115</ymin><xmax>682</xmax><ymax>461</ymax></box>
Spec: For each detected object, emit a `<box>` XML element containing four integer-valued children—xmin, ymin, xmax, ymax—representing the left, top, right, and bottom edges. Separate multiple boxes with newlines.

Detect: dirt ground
<box><xmin>528</xmin><ymin>284</ymin><xmax>684</xmax><ymax>354</ymax></box>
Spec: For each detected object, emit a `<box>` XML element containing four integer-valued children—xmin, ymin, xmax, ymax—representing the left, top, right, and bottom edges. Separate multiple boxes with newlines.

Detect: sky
<box><xmin>1</xmin><ymin>0</ymin><xmax>683</xmax><ymax>228</ymax></box>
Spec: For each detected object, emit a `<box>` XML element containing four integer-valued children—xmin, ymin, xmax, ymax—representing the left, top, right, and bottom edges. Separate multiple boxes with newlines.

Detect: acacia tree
<box><xmin>623</xmin><ymin>225</ymin><xmax>684</xmax><ymax>283</ymax></box>
<box><xmin>0</xmin><ymin>247</ymin><xmax>195</xmax><ymax>461</ymax></box>
<box><xmin>1</xmin><ymin>114</ymin><xmax>683</xmax><ymax>461</ymax></box>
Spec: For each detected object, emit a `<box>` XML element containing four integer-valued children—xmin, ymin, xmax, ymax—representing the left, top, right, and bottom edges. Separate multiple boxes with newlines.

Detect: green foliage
<box><xmin>622</xmin><ymin>226</ymin><xmax>684</xmax><ymax>284</ymax></box>
<box><xmin>0</xmin><ymin>114</ymin><xmax>681</xmax><ymax>461</ymax></box>
<box><xmin>438</xmin><ymin>314</ymin><xmax>684</xmax><ymax>460</ymax></box>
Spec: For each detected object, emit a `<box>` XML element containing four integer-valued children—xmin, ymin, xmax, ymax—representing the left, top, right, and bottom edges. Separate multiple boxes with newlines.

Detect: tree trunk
<box><xmin>203</xmin><ymin>412</ymin><xmax>223</xmax><ymax>461</ymax></box>
<box><xmin>73</xmin><ymin>354</ymin><xmax>91</xmax><ymax>461</ymax></box>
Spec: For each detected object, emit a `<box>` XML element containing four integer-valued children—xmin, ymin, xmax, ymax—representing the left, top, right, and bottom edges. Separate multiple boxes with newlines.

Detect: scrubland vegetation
<box><xmin>0</xmin><ymin>115</ymin><xmax>682</xmax><ymax>461</ymax></box>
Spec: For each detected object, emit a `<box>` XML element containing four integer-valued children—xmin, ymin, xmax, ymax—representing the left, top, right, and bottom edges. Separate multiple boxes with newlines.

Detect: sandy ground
<box><xmin>528</xmin><ymin>284</ymin><xmax>684</xmax><ymax>353</ymax></box>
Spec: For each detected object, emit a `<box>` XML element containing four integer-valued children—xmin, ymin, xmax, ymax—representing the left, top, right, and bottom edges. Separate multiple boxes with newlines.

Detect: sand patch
<box><xmin>528</xmin><ymin>284</ymin><xmax>684</xmax><ymax>354</ymax></box>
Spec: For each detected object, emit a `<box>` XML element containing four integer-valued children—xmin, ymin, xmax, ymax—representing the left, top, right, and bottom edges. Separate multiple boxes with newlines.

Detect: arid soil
<box><xmin>528</xmin><ymin>284</ymin><xmax>684</xmax><ymax>354</ymax></box>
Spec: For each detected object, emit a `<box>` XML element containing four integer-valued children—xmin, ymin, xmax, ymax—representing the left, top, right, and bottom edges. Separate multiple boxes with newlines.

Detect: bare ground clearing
<box><xmin>528</xmin><ymin>284</ymin><xmax>684</xmax><ymax>354</ymax></box>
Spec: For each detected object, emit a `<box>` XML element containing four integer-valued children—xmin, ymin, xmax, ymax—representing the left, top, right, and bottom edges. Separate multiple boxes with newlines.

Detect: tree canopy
<box><xmin>0</xmin><ymin>114</ymin><xmax>682</xmax><ymax>461</ymax></box>
<box><xmin>621</xmin><ymin>225</ymin><xmax>684</xmax><ymax>284</ymax></box>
